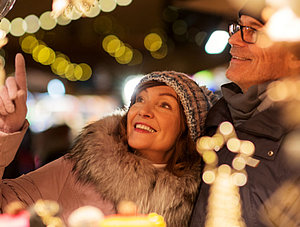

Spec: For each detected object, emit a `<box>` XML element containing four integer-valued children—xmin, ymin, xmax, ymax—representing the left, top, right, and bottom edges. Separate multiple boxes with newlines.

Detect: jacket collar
<box><xmin>206</xmin><ymin>83</ymin><xmax>289</xmax><ymax>140</ymax></box>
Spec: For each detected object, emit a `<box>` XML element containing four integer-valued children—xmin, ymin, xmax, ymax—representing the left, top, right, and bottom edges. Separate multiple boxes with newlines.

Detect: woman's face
<box><xmin>127</xmin><ymin>85</ymin><xmax>182</xmax><ymax>163</ymax></box>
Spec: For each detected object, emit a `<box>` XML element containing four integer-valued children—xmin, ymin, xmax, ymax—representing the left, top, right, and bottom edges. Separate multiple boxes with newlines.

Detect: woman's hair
<box><xmin>118</xmin><ymin>80</ymin><xmax>200</xmax><ymax>176</ymax></box>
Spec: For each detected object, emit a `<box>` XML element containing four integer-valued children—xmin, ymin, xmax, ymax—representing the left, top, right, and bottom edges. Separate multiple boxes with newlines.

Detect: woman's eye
<box><xmin>160</xmin><ymin>102</ymin><xmax>171</xmax><ymax>109</ymax></box>
<box><xmin>136</xmin><ymin>96</ymin><xmax>144</xmax><ymax>103</ymax></box>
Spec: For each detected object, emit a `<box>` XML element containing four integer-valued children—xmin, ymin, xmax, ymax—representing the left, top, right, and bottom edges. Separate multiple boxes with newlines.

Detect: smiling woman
<box><xmin>0</xmin><ymin>68</ymin><xmax>218</xmax><ymax>227</ymax></box>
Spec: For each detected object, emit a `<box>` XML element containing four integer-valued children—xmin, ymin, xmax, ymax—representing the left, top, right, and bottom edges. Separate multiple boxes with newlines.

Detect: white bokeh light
<box><xmin>47</xmin><ymin>79</ymin><xmax>66</xmax><ymax>97</ymax></box>
<box><xmin>122</xmin><ymin>75</ymin><xmax>143</xmax><ymax>106</ymax></box>
<box><xmin>205</xmin><ymin>30</ymin><xmax>229</xmax><ymax>54</ymax></box>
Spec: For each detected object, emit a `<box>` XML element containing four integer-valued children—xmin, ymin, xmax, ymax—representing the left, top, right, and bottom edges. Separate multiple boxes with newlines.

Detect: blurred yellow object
<box><xmin>100</xmin><ymin>213</ymin><xmax>166</xmax><ymax>227</ymax></box>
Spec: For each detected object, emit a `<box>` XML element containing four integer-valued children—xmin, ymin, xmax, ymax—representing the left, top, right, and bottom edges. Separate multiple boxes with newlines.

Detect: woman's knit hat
<box><xmin>130</xmin><ymin>71</ymin><xmax>218</xmax><ymax>141</ymax></box>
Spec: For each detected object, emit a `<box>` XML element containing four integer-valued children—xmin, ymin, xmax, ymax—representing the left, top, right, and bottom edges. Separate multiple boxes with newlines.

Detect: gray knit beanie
<box><xmin>130</xmin><ymin>71</ymin><xmax>218</xmax><ymax>141</ymax></box>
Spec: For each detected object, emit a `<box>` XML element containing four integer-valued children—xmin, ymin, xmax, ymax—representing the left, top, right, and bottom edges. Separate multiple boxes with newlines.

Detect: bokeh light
<box><xmin>128</xmin><ymin>49</ymin><xmax>143</xmax><ymax>66</ymax></box>
<box><xmin>231</xmin><ymin>172</ymin><xmax>247</xmax><ymax>187</ymax></box>
<box><xmin>240</xmin><ymin>141</ymin><xmax>255</xmax><ymax>156</ymax></box>
<box><xmin>193</xmin><ymin>70</ymin><xmax>215</xmax><ymax>91</ymax></box>
<box><xmin>122</xmin><ymin>75</ymin><xmax>143</xmax><ymax>106</ymax></box>
<box><xmin>150</xmin><ymin>43</ymin><xmax>168</xmax><ymax>59</ymax></box>
<box><xmin>47</xmin><ymin>79</ymin><xmax>66</xmax><ymax>97</ymax></box>
<box><xmin>20</xmin><ymin>35</ymin><xmax>39</xmax><ymax>53</ymax></box>
<box><xmin>116</xmin><ymin>0</ymin><xmax>132</xmax><ymax>6</ymax></box>
<box><xmin>205</xmin><ymin>30</ymin><xmax>229</xmax><ymax>54</ymax></box>
<box><xmin>40</xmin><ymin>11</ymin><xmax>57</xmax><ymax>30</ymax></box>
<box><xmin>172</xmin><ymin>20</ymin><xmax>187</xmax><ymax>35</ymax></box>
<box><xmin>57</xmin><ymin>13</ymin><xmax>72</xmax><ymax>26</ymax></box>
<box><xmin>99</xmin><ymin>0</ymin><xmax>117</xmax><ymax>12</ymax></box>
<box><xmin>0</xmin><ymin>18</ymin><xmax>10</xmax><ymax>34</ymax></box>
<box><xmin>77</xmin><ymin>63</ymin><xmax>92</xmax><ymax>81</ymax></box>
<box><xmin>10</xmin><ymin>17</ymin><xmax>27</xmax><ymax>37</ymax></box>
<box><xmin>84</xmin><ymin>3</ymin><xmax>101</xmax><ymax>18</ymax></box>
<box><xmin>227</xmin><ymin>138</ymin><xmax>241</xmax><ymax>153</ymax></box>
<box><xmin>38</xmin><ymin>46</ymin><xmax>56</xmax><ymax>65</ymax></box>
<box><xmin>202</xmin><ymin>170</ymin><xmax>216</xmax><ymax>184</ymax></box>
<box><xmin>24</xmin><ymin>14</ymin><xmax>40</xmax><ymax>33</ymax></box>
<box><xmin>266</xmin><ymin>7</ymin><xmax>300</xmax><ymax>42</ymax></box>
<box><xmin>115</xmin><ymin>46</ymin><xmax>133</xmax><ymax>64</ymax></box>
<box><xmin>144</xmin><ymin>33</ymin><xmax>163</xmax><ymax>52</ymax></box>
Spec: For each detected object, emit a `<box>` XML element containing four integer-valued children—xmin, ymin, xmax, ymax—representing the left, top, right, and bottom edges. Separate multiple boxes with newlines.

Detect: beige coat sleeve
<box><xmin>0</xmin><ymin>120</ymin><xmax>29</xmax><ymax>179</ymax></box>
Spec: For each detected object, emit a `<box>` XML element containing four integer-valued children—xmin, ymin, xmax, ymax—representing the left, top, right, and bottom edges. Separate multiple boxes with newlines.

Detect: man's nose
<box><xmin>228</xmin><ymin>31</ymin><xmax>246</xmax><ymax>47</ymax></box>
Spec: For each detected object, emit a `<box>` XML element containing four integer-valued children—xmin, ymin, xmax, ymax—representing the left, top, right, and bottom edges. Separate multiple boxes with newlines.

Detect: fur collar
<box><xmin>66</xmin><ymin>114</ymin><xmax>201</xmax><ymax>227</ymax></box>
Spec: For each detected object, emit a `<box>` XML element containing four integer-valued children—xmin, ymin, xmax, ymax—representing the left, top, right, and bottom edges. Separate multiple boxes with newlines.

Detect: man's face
<box><xmin>226</xmin><ymin>15</ymin><xmax>293</xmax><ymax>92</ymax></box>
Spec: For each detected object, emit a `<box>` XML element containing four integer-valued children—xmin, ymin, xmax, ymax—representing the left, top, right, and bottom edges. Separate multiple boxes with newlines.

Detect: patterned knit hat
<box><xmin>130</xmin><ymin>71</ymin><xmax>218</xmax><ymax>141</ymax></box>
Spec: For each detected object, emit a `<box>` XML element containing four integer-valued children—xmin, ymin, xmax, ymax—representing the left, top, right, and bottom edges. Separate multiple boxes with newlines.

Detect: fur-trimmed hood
<box><xmin>66</xmin><ymin>114</ymin><xmax>201</xmax><ymax>227</ymax></box>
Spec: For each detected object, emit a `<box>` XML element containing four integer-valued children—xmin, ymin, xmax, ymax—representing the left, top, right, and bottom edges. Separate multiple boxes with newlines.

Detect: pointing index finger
<box><xmin>15</xmin><ymin>53</ymin><xmax>27</xmax><ymax>96</ymax></box>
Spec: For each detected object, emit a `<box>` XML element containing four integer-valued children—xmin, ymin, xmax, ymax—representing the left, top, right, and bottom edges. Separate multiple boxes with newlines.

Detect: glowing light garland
<box><xmin>196</xmin><ymin>121</ymin><xmax>259</xmax><ymax>227</ymax></box>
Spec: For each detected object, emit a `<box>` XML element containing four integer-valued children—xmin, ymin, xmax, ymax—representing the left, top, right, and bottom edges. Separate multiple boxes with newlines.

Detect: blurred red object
<box><xmin>0</xmin><ymin>210</ymin><xmax>30</xmax><ymax>227</ymax></box>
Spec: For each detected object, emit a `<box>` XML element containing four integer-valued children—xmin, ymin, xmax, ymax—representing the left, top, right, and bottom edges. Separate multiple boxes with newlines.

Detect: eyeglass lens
<box><xmin>229</xmin><ymin>24</ymin><xmax>257</xmax><ymax>44</ymax></box>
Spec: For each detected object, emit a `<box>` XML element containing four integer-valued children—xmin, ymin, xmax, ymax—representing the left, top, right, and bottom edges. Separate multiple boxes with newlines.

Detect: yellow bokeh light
<box><xmin>56</xmin><ymin>58</ymin><xmax>69</xmax><ymax>76</ymax></box>
<box><xmin>32</xmin><ymin>45</ymin><xmax>47</xmax><ymax>62</ymax></box>
<box><xmin>21</xmin><ymin>35</ymin><xmax>39</xmax><ymax>54</ymax></box>
<box><xmin>38</xmin><ymin>47</ymin><xmax>56</xmax><ymax>65</ymax></box>
<box><xmin>151</xmin><ymin>44</ymin><xmax>168</xmax><ymax>59</ymax></box>
<box><xmin>203</xmin><ymin>150</ymin><xmax>217</xmax><ymax>165</ymax></box>
<box><xmin>78</xmin><ymin>63</ymin><xmax>92</xmax><ymax>81</ymax></box>
<box><xmin>211</xmin><ymin>133</ymin><xmax>224</xmax><ymax>151</ymax></box>
<box><xmin>231</xmin><ymin>172</ymin><xmax>247</xmax><ymax>187</ymax></box>
<box><xmin>128</xmin><ymin>49</ymin><xmax>143</xmax><ymax>66</ymax></box>
<box><xmin>84</xmin><ymin>3</ymin><xmax>101</xmax><ymax>18</ymax></box>
<box><xmin>56</xmin><ymin>52</ymin><xmax>70</xmax><ymax>62</ymax></box>
<box><xmin>113</xmin><ymin>44</ymin><xmax>126</xmax><ymax>58</ymax></box>
<box><xmin>240</xmin><ymin>141</ymin><xmax>255</xmax><ymax>156</ymax></box>
<box><xmin>40</xmin><ymin>11</ymin><xmax>57</xmax><ymax>30</ymax></box>
<box><xmin>116</xmin><ymin>0</ymin><xmax>132</xmax><ymax>6</ymax></box>
<box><xmin>219</xmin><ymin>121</ymin><xmax>234</xmax><ymax>136</ymax></box>
<box><xmin>65</xmin><ymin>63</ymin><xmax>77</xmax><ymax>81</ymax></box>
<box><xmin>267</xmin><ymin>80</ymin><xmax>291</xmax><ymax>102</ymax></box>
<box><xmin>99</xmin><ymin>0</ymin><xmax>117</xmax><ymax>12</ymax></box>
<box><xmin>73</xmin><ymin>64</ymin><xmax>83</xmax><ymax>80</ymax></box>
<box><xmin>107</xmin><ymin>38</ymin><xmax>122</xmax><ymax>54</ymax></box>
<box><xmin>10</xmin><ymin>17</ymin><xmax>27</xmax><ymax>37</ymax></box>
<box><xmin>202</xmin><ymin>170</ymin><xmax>216</xmax><ymax>184</ymax></box>
<box><xmin>144</xmin><ymin>33</ymin><xmax>162</xmax><ymax>52</ymax></box>
<box><xmin>24</xmin><ymin>15</ymin><xmax>40</xmax><ymax>34</ymax></box>
<box><xmin>227</xmin><ymin>138</ymin><xmax>241</xmax><ymax>153</ymax></box>
<box><xmin>57</xmin><ymin>14</ymin><xmax>72</xmax><ymax>26</ymax></box>
<box><xmin>0</xmin><ymin>18</ymin><xmax>11</xmax><ymax>34</ymax></box>
<box><xmin>115</xmin><ymin>46</ymin><xmax>133</xmax><ymax>64</ymax></box>
<box><xmin>218</xmin><ymin>164</ymin><xmax>231</xmax><ymax>175</ymax></box>
<box><xmin>64</xmin><ymin>5</ymin><xmax>82</xmax><ymax>20</ymax></box>
<box><xmin>102</xmin><ymin>35</ymin><xmax>118</xmax><ymax>52</ymax></box>
<box><xmin>196</xmin><ymin>136</ymin><xmax>213</xmax><ymax>151</ymax></box>
<box><xmin>232</xmin><ymin>156</ymin><xmax>246</xmax><ymax>171</ymax></box>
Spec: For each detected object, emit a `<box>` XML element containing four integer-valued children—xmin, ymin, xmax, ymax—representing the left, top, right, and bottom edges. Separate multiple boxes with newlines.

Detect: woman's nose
<box><xmin>138</xmin><ymin>104</ymin><xmax>154</xmax><ymax>118</ymax></box>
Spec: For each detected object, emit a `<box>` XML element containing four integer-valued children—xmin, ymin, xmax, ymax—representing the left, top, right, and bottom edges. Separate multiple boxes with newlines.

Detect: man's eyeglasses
<box><xmin>228</xmin><ymin>23</ymin><xmax>258</xmax><ymax>44</ymax></box>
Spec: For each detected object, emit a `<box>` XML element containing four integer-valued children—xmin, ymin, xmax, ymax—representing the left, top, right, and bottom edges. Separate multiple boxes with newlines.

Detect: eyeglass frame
<box><xmin>228</xmin><ymin>23</ymin><xmax>259</xmax><ymax>44</ymax></box>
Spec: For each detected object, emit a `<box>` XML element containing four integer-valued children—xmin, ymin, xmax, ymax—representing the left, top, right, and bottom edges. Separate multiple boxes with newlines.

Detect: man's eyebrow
<box><xmin>238</xmin><ymin>18</ymin><xmax>263</xmax><ymax>28</ymax></box>
<box><xmin>159</xmin><ymin>93</ymin><xmax>178</xmax><ymax>101</ymax></box>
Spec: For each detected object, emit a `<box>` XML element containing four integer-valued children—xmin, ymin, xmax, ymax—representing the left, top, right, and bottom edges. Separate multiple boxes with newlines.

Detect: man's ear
<box><xmin>288</xmin><ymin>51</ymin><xmax>300</xmax><ymax>70</ymax></box>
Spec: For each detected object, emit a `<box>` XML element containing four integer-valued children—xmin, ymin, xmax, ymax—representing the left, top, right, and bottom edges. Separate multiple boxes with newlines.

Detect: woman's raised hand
<box><xmin>0</xmin><ymin>53</ymin><xmax>27</xmax><ymax>133</ymax></box>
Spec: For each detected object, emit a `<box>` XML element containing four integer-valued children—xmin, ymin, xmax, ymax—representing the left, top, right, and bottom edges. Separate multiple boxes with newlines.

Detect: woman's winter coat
<box><xmin>0</xmin><ymin>114</ymin><xmax>201</xmax><ymax>227</ymax></box>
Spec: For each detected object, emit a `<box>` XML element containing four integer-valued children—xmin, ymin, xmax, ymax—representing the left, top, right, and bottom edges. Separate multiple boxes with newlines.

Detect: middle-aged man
<box><xmin>189</xmin><ymin>1</ymin><xmax>300</xmax><ymax>227</ymax></box>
